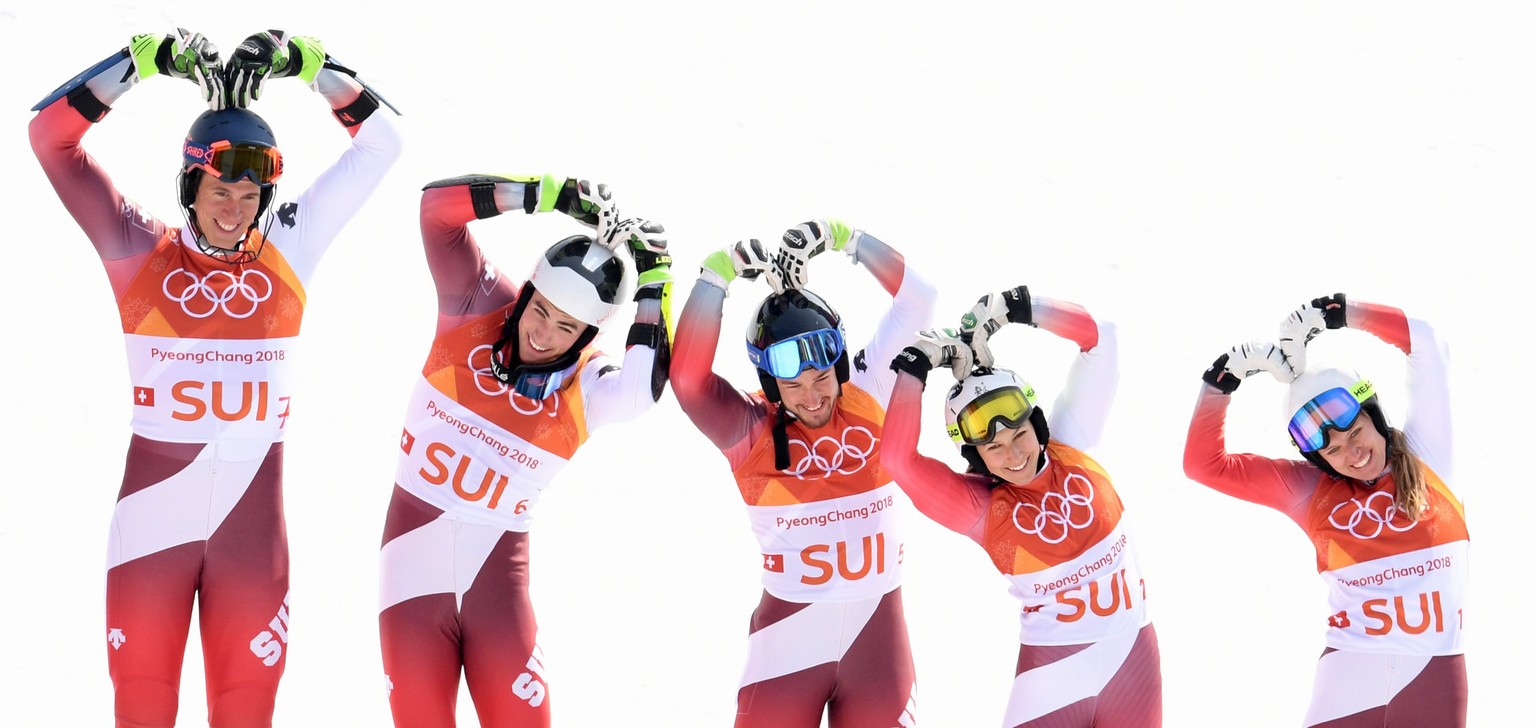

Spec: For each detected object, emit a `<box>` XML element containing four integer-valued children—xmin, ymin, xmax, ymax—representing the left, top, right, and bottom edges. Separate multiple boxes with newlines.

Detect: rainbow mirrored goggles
<box><xmin>183</xmin><ymin>139</ymin><xmax>283</xmax><ymax>186</ymax></box>
<box><xmin>949</xmin><ymin>384</ymin><xmax>1037</xmax><ymax>445</ymax></box>
<box><xmin>1288</xmin><ymin>379</ymin><xmax>1374</xmax><ymax>453</ymax></box>
<box><xmin>747</xmin><ymin>328</ymin><xmax>844</xmax><ymax>380</ymax></box>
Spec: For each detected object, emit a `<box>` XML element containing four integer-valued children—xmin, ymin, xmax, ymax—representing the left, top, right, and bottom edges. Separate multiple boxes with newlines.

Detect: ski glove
<box><xmin>960</xmin><ymin>285</ymin><xmax>1033</xmax><ymax>369</ymax></box>
<box><xmin>226</xmin><ymin>30</ymin><xmax>326</xmax><ymax>107</ymax></box>
<box><xmin>700</xmin><ymin>240</ymin><xmax>783</xmax><ymax>295</ymax></box>
<box><xmin>551</xmin><ymin>179</ymin><xmax>623</xmax><ymax>250</ymax></box>
<box><xmin>615</xmin><ymin>218</ymin><xmax>673</xmax><ymax>288</ymax></box>
<box><xmin>1202</xmin><ymin>341</ymin><xmax>1294</xmax><ymax>394</ymax></box>
<box><xmin>776</xmin><ymin>218</ymin><xmax>858</xmax><ymax>289</ymax></box>
<box><xmin>891</xmin><ymin>328</ymin><xmax>973</xmax><ymax>385</ymax></box>
<box><xmin>1277</xmin><ymin>293</ymin><xmax>1346</xmax><ymax>377</ymax></box>
<box><xmin>130</xmin><ymin>29</ymin><xmax>225</xmax><ymax>110</ymax></box>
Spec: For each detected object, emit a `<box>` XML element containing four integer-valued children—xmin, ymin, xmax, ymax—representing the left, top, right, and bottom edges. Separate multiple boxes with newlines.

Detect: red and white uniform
<box><xmin>1183</xmin><ymin>301</ymin><xmax>1468</xmax><ymax>727</ymax></box>
<box><xmin>884</xmin><ymin>302</ymin><xmax>1162</xmax><ymax>728</ymax></box>
<box><xmin>378</xmin><ymin>182</ymin><xmax>665</xmax><ymax>727</ymax></box>
<box><xmin>29</xmin><ymin>55</ymin><xmax>401</xmax><ymax>728</ymax></box>
<box><xmin>672</xmin><ymin>236</ymin><xmax>932</xmax><ymax>728</ymax></box>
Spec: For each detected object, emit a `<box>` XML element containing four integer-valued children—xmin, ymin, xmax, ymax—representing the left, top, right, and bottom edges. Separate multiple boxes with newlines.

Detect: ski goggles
<box><xmin>183</xmin><ymin>139</ymin><xmax>283</xmax><ymax>186</ymax></box>
<box><xmin>747</xmin><ymin>328</ymin><xmax>845</xmax><ymax>380</ymax></box>
<box><xmin>510</xmin><ymin>368</ymin><xmax>568</xmax><ymax>401</ymax></box>
<box><xmin>949</xmin><ymin>385</ymin><xmax>1037</xmax><ymax>445</ymax></box>
<box><xmin>1287</xmin><ymin>380</ymin><xmax>1374</xmax><ymax>453</ymax></box>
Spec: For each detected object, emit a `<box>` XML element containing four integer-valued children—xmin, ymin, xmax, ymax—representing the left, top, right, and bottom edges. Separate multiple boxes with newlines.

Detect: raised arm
<box><xmin>1182</xmin><ymin>343</ymin><xmax>1317</xmax><ymax>519</ymax></box>
<box><xmin>961</xmin><ymin>287</ymin><xmax>1116</xmax><ymax>450</ymax></box>
<box><xmin>225</xmin><ymin>31</ymin><xmax>404</xmax><ymax>280</ymax></box>
<box><xmin>28</xmin><ymin>31</ymin><xmax>221</xmax><ymax>274</ymax></box>
<box><xmin>671</xmin><ymin>241</ymin><xmax>782</xmax><ymax>456</ymax></box>
<box><xmin>885</xmin><ymin>335</ymin><xmax>992</xmax><ymax>541</ymax></box>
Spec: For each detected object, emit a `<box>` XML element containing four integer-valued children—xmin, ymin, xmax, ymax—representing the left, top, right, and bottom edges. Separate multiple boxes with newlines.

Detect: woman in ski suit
<box><xmin>883</xmin><ymin>285</ymin><xmax>1162</xmax><ymax>728</ymax></box>
<box><xmin>1185</xmin><ymin>293</ymin><xmax>1468</xmax><ymax>727</ymax></box>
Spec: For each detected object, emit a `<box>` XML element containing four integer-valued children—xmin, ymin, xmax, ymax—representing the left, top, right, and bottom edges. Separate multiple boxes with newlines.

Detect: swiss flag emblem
<box><xmin>400</xmin><ymin>429</ymin><xmax>416</xmax><ymax>454</ymax></box>
<box><xmin>762</xmin><ymin>554</ymin><xmax>784</xmax><ymax>573</ymax></box>
<box><xmin>133</xmin><ymin>387</ymin><xmax>155</xmax><ymax>407</ymax></box>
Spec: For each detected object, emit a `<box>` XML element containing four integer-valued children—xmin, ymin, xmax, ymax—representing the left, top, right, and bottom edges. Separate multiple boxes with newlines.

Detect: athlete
<box><xmin>883</xmin><ymin>286</ymin><xmax>1162</xmax><ymax>727</ymax></box>
<box><xmin>1184</xmin><ymin>294</ymin><xmax>1468</xmax><ymax>727</ymax></box>
<box><xmin>671</xmin><ymin>220</ymin><xmax>934</xmax><ymax>727</ymax></box>
<box><xmin>29</xmin><ymin>28</ymin><xmax>401</xmax><ymax>727</ymax></box>
<box><xmin>379</xmin><ymin>174</ymin><xmax>671</xmax><ymax>727</ymax></box>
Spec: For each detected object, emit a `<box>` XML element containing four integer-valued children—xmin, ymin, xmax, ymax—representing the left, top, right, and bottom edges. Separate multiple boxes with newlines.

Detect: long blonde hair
<box><xmin>1387</xmin><ymin>428</ymin><xmax>1428</xmax><ymax>521</ymax></box>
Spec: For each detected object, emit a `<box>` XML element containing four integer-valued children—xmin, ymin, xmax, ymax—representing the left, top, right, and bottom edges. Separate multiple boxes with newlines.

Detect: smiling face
<box><xmin>516</xmin><ymin>289</ymin><xmax>587</xmax><ymax>365</ymax></box>
<box><xmin>191</xmin><ymin>174</ymin><xmax>263</xmax><ymax>250</ymax></box>
<box><xmin>1317</xmin><ymin>414</ymin><xmax>1388</xmax><ymax>481</ymax></box>
<box><xmin>977</xmin><ymin>421</ymin><xmax>1043</xmax><ymax>485</ymax></box>
<box><xmin>776</xmin><ymin>366</ymin><xmax>841</xmax><ymax>428</ymax></box>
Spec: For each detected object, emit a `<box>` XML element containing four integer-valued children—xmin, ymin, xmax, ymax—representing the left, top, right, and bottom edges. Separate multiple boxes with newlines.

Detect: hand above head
<box><xmin>1277</xmin><ymin>292</ymin><xmax>1346</xmax><ymax>376</ymax></box>
<box><xmin>1202</xmin><ymin>340</ymin><xmax>1295</xmax><ymax>394</ymax></box>
<box><xmin>549</xmin><ymin>179</ymin><xmax>622</xmax><ymax>249</ymax></box>
<box><xmin>959</xmin><ymin>285</ymin><xmax>1032</xmax><ymax>369</ymax></box>
<box><xmin>891</xmin><ymin>327</ymin><xmax>974</xmax><ymax>384</ymax></box>
<box><xmin>701</xmin><ymin>240</ymin><xmax>783</xmax><ymax>295</ymax></box>
<box><xmin>775</xmin><ymin>218</ymin><xmax>857</xmax><ymax>289</ymax></box>
<box><xmin>225</xmin><ymin>30</ymin><xmax>326</xmax><ymax>107</ymax></box>
<box><xmin>614</xmin><ymin>218</ymin><xmax>672</xmax><ymax>288</ymax></box>
<box><xmin>130</xmin><ymin>28</ymin><xmax>224</xmax><ymax>110</ymax></box>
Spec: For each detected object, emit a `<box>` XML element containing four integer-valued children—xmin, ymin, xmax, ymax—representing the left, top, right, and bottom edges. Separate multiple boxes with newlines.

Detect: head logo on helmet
<box><xmin>945</xmin><ymin>367</ymin><xmax>1050</xmax><ymax>477</ymax></box>
<box><xmin>745</xmin><ymin>288</ymin><xmax>849</xmax><ymax>403</ymax></box>
<box><xmin>489</xmin><ymin>235</ymin><xmax>633</xmax><ymax>400</ymax></box>
<box><xmin>177</xmin><ymin>108</ymin><xmax>282</xmax><ymax>260</ymax></box>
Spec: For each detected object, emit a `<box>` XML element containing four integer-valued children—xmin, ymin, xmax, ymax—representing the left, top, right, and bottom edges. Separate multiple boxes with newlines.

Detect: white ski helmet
<box><xmin>1285</xmin><ymin>367</ymin><xmax>1390</xmax><ymax>471</ymax></box>
<box><xmin>944</xmin><ymin>367</ymin><xmax>1050</xmax><ymax>474</ymax></box>
<box><xmin>528</xmin><ymin>235</ymin><xmax>632</xmax><ymax>327</ymax></box>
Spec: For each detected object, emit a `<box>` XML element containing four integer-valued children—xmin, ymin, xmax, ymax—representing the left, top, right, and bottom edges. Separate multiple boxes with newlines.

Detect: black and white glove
<box><xmin>1277</xmin><ymin>293</ymin><xmax>1346</xmax><ymax>377</ymax></box>
<box><xmin>701</xmin><ymin>240</ymin><xmax>783</xmax><ymax>295</ymax></box>
<box><xmin>1202</xmin><ymin>341</ymin><xmax>1294</xmax><ymax>394</ymax></box>
<box><xmin>550</xmin><ymin>179</ymin><xmax>621</xmax><ymax>249</ymax></box>
<box><xmin>891</xmin><ymin>328</ymin><xmax>974</xmax><ymax>384</ymax></box>
<box><xmin>775</xmin><ymin>218</ymin><xmax>857</xmax><ymax>290</ymax></box>
<box><xmin>614</xmin><ymin>218</ymin><xmax>672</xmax><ymax>289</ymax></box>
<box><xmin>959</xmin><ymin>285</ymin><xmax>1033</xmax><ymax>369</ymax></box>
<box><xmin>130</xmin><ymin>29</ymin><xmax>224</xmax><ymax>110</ymax></box>
<box><xmin>225</xmin><ymin>30</ymin><xmax>326</xmax><ymax>107</ymax></box>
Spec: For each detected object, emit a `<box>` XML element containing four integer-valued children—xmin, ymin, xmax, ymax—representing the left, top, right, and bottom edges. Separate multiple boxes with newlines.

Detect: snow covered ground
<box><xmin>1</xmin><ymin>2</ymin><xmax>1528</xmax><ymax>725</ymax></box>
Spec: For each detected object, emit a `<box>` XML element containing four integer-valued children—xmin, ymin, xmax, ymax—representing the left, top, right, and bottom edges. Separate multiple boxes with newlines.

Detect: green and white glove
<box><xmin>130</xmin><ymin>28</ymin><xmax>224</xmax><ymax>110</ymax></box>
<box><xmin>226</xmin><ymin>30</ymin><xmax>326</xmax><ymax>107</ymax></box>
<box><xmin>701</xmin><ymin>240</ymin><xmax>783</xmax><ymax>295</ymax></box>
<box><xmin>615</xmin><ymin>218</ymin><xmax>673</xmax><ymax>289</ymax></box>
<box><xmin>776</xmin><ymin>218</ymin><xmax>857</xmax><ymax>289</ymax></box>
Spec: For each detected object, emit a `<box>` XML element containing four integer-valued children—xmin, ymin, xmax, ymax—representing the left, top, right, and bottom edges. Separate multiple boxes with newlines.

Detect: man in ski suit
<box><xmin>29</xmin><ymin>28</ymin><xmax>401</xmax><ymax>727</ymax></box>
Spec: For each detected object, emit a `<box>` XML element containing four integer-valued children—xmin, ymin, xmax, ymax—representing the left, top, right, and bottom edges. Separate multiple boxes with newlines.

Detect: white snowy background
<box><xmin>1</xmin><ymin>1</ymin><xmax>1528</xmax><ymax>725</ymax></box>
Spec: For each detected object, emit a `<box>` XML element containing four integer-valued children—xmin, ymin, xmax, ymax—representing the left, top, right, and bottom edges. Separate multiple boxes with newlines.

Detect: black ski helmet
<box><xmin>178</xmin><ymin>108</ymin><xmax>282</xmax><ymax>230</ymax></box>
<box><xmin>745</xmin><ymin>288</ymin><xmax>849</xmax><ymax>402</ymax></box>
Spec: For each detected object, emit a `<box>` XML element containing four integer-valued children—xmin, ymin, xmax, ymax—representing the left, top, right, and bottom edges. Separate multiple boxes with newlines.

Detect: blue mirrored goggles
<box><xmin>1288</xmin><ymin>380</ymin><xmax>1374</xmax><ymax>453</ymax></box>
<box><xmin>511</xmin><ymin>368</ymin><xmax>568</xmax><ymax>400</ymax></box>
<box><xmin>747</xmin><ymin>328</ymin><xmax>845</xmax><ymax>380</ymax></box>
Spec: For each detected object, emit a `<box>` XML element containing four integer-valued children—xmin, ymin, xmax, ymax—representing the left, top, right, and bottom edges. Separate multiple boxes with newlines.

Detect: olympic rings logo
<box><xmin>467</xmin><ymin>344</ymin><xmax>558</xmax><ymax>417</ymax></box>
<box><xmin>1011</xmin><ymin>473</ymin><xmax>1096</xmax><ymax>544</ymax></box>
<box><xmin>1328</xmin><ymin>490</ymin><xmax>1416</xmax><ymax>540</ymax></box>
<box><xmin>781</xmin><ymin>426</ymin><xmax>876</xmax><ymax>480</ymax></box>
<box><xmin>162</xmin><ymin>268</ymin><xmax>272</xmax><ymax>319</ymax></box>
